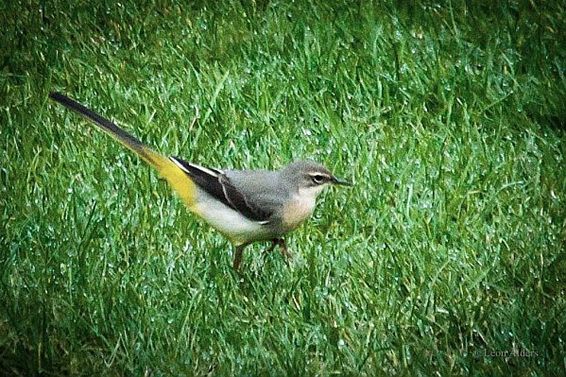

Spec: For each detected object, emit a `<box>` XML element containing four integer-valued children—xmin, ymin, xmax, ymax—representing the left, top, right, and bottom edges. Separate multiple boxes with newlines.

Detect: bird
<box><xmin>48</xmin><ymin>92</ymin><xmax>352</xmax><ymax>270</ymax></box>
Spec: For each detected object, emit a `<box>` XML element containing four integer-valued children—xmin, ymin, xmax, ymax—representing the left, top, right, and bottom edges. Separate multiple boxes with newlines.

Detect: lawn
<box><xmin>1</xmin><ymin>1</ymin><xmax>565</xmax><ymax>375</ymax></box>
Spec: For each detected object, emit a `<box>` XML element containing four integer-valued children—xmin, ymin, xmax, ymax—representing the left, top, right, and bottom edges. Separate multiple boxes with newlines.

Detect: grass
<box><xmin>1</xmin><ymin>0</ymin><xmax>565</xmax><ymax>375</ymax></box>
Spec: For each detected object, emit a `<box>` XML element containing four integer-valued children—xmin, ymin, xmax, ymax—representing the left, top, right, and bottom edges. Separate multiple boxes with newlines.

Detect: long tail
<box><xmin>49</xmin><ymin>92</ymin><xmax>197</xmax><ymax>208</ymax></box>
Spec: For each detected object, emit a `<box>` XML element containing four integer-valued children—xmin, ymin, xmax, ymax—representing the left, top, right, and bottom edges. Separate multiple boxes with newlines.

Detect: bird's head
<box><xmin>283</xmin><ymin>160</ymin><xmax>352</xmax><ymax>197</ymax></box>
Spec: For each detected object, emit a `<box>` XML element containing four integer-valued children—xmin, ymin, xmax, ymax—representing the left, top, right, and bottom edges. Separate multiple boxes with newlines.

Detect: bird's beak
<box><xmin>332</xmin><ymin>176</ymin><xmax>353</xmax><ymax>186</ymax></box>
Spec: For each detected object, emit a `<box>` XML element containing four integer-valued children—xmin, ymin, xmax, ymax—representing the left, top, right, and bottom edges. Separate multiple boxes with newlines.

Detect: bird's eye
<box><xmin>311</xmin><ymin>174</ymin><xmax>326</xmax><ymax>185</ymax></box>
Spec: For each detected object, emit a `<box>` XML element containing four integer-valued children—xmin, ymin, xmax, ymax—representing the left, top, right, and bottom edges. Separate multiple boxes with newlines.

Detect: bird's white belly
<box><xmin>192</xmin><ymin>193</ymin><xmax>270</xmax><ymax>245</ymax></box>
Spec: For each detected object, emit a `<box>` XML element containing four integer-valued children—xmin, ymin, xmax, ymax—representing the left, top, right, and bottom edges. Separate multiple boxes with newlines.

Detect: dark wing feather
<box><xmin>170</xmin><ymin>157</ymin><xmax>272</xmax><ymax>222</ymax></box>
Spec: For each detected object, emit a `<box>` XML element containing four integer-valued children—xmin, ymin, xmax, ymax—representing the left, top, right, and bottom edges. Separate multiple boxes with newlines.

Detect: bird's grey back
<box><xmin>223</xmin><ymin>160</ymin><xmax>329</xmax><ymax>225</ymax></box>
<box><xmin>224</xmin><ymin>169</ymin><xmax>291</xmax><ymax>221</ymax></box>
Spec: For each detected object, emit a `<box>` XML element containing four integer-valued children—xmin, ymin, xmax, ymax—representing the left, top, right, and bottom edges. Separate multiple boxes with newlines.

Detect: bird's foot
<box><xmin>264</xmin><ymin>238</ymin><xmax>292</xmax><ymax>265</ymax></box>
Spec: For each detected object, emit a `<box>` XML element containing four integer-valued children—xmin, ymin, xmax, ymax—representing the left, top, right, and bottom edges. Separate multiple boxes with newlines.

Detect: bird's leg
<box><xmin>274</xmin><ymin>238</ymin><xmax>292</xmax><ymax>263</ymax></box>
<box><xmin>263</xmin><ymin>239</ymin><xmax>292</xmax><ymax>265</ymax></box>
<box><xmin>263</xmin><ymin>240</ymin><xmax>278</xmax><ymax>258</ymax></box>
<box><xmin>233</xmin><ymin>244</ymin><xmax>247</xmax><ymax>271</ymax></box>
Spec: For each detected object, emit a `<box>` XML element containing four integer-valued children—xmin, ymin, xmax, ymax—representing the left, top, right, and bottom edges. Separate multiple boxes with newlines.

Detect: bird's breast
<box><xmin>281</xmin><ymin>194</ymin><xmax>317</xmax><ymax>231</ymax></box>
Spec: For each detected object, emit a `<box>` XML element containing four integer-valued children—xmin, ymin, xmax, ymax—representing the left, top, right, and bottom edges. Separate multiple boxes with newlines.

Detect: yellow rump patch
<box><xmin>141</xmin><ymin>148</ymin><xmax>198</xmax><ymax>209</ymax></box>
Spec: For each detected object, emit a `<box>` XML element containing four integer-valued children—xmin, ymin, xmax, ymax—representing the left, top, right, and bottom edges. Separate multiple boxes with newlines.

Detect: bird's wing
<box><xmin>170</xmin><ymin>158</ymin><xmax>274</xmax><ymax>223</ymax></box>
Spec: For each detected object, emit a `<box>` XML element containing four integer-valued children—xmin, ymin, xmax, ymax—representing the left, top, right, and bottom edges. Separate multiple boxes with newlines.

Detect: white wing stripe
<box><xmin>170</xmin><ymin>157</ymin><xmax>190</xmax><ymax>172</ymax></box>
<box><xmin>170</xmin><ymin>157</ymin><xmax>224</xmax><ymax>177</ymax></box>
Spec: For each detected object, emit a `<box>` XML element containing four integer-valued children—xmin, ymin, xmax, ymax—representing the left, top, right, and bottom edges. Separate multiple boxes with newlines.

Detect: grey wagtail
<box><xmin>49</xmin><ymin>92</ymin><xmax>352</xmax><ymax>270</ymax></box>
